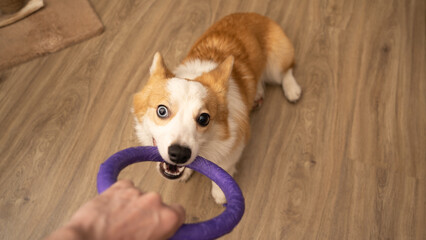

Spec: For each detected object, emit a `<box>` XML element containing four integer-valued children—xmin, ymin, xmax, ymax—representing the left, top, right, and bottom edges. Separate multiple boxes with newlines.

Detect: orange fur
<box><xmin>133</xmin><ymin>53</ymin><xmax>175</xmax><ymax>126</ymax></box>
<box><xmin>193</xmin><ymin>56</ymin><xmax>234</xmax><ymax>139</ymax></box>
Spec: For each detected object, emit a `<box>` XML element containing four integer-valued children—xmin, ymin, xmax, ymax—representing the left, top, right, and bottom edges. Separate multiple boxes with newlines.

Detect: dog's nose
<box><xmin>168</xmin><ymin>144</ymin><xmax>191</xmax><ymax>164</ymax></box>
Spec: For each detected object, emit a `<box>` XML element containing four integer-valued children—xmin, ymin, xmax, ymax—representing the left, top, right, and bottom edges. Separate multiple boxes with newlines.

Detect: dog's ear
<box><xmin>199</xmin><ymin>56</ymin><xmax>234</xmax><ymax>96</ymax></box>
<box><xmin>149</xmin><ymin>52</ymin><xmax>173</xmax><ymax>78</ymax></box>
<box><xmin>211</xmin><ymin>55</ymin><xmax>234</xmax><ymax>87</ymax></box>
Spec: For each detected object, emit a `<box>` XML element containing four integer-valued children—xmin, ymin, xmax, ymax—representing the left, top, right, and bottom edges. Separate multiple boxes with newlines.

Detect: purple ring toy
<box><xmin>97</xmin><ymin>146</ymin><xmax>245</xmax><ymax>240</ymax></box>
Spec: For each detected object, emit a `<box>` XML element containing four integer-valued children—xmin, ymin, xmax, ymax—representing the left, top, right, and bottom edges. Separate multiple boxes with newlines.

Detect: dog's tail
<box><xmin>263</xmin><ymin>21</ymin><xmax>302</xmax><ymax>102</ymax></box>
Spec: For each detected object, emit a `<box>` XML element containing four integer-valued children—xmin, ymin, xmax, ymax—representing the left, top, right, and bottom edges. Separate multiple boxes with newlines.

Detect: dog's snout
<box><xmin>168</xmin><ymin>144</ymin><xmax>191</xmax><ymax>164</ymax></box>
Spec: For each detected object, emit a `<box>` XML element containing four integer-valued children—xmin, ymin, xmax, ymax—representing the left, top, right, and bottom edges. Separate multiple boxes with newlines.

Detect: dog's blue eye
<box><xmin>157</xmin><ymin>105</ymin><xmax>169</xmax><ymax>118</ymax></box>
<box><xmin>197</xmin><ymin>113</ymin><xmax>210</xmax><ymax>127</ymax></box>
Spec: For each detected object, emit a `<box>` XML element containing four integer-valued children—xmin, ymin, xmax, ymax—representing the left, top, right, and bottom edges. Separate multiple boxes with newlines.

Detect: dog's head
<box><xmin>133</xmin><ymin>53</ymin><xmax>233</xmax><ymax>179</ymax></box>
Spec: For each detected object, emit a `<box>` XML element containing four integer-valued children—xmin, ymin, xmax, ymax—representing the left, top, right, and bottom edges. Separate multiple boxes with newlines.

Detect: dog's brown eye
<box><xmin>197</xmin><ymin>113</ymin><xmax>210</xmax><ymax>127</ymax></box>
<box><xmin>157</xmin><ymin>105</ymin><xmax>169</xmax><ymax>118</ymax></box>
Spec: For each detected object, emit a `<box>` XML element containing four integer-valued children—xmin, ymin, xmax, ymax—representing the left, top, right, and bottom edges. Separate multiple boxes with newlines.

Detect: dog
<box><xmin>133</xmin><ymin>13</ymin><xmax>301</xmax><ymax>204</ymax></box>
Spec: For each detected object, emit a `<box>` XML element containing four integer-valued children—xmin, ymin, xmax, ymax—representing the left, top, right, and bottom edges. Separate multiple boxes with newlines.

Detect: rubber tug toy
<box><xmin>97</xmin><ymin>146</ymin><xmax>245</xmax><ymax>240</ymax></box>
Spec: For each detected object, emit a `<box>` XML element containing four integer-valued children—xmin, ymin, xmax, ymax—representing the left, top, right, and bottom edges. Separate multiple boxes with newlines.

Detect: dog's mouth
<box><xmin>153</xmin><ymin>137</ymin><xmax>186</xmax><ymax>180</ymax></box>
<box><xmin>159</xmin><ymin>162</ymin><xmax>186</xmax><ymax>180</ymax></box>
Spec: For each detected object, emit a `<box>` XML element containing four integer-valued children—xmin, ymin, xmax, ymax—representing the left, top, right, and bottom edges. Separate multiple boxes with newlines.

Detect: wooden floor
<box><xmin>0</xmin><ymin>0</ymin><xmax>424</xmax><ymax>239</ymax></box>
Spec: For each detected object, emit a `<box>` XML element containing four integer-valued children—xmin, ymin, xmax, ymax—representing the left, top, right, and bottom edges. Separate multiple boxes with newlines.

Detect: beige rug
<box><xmin>0</xmin><ymin>0</ymin><xmax>104</xmax><ymax>71</ymax></box>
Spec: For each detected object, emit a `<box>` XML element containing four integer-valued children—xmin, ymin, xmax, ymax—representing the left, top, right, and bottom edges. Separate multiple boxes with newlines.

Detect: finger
<box><xmin>159</xmin><ymin>206</ymin><xmax>186</xmax><ymax>239</ymax></box>
<box><xmin>102</xmin><ymin>180</ymin><xmax>137</xmax><ymax>198</ymax></box>
<box><xmin>136</xmin><ymin>192</ymin><xmax>162</xmax><ymax>207</ymax></box>
<box><xmin>120</xmin><ymin>187</ymin><xmax>143</xmax><ymax>200</ymax></box>
<box><xmin>168</xmin><ymin>204</ymin><xmax>186</xmax><ymax>224</ymax></box>
<box><xmin>112</xmin><ymin>179</ymin><xmax>135</xmax><ymax>189</ymax></box>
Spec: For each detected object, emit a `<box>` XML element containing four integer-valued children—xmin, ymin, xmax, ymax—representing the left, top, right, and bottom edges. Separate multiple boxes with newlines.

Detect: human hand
<box><xmin>46</xmin><ymin>180</ymin><xmax>185</xmax><ymax>240</ymax></box>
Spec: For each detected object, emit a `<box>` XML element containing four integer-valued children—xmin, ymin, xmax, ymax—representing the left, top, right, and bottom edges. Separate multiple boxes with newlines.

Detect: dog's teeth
<box><xmin>160</xmin><ymin>162</ymin><xmax>185</xmax><ymax>178</ymax></box>
<box><xmin>167</xmin><ymin>165</ymin><xmax>184</xmax><ymax>174</ymax></box>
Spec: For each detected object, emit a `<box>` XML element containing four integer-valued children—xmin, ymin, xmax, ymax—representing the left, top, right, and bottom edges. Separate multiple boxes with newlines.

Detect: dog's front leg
<box><xmin>211</xmin><ymin>164</ymin><xmax>237</xmax><ymax>204</ymax></box>
<box><xmin>179</xmin><ymin>168</ymin><xmax>194</xmax><ymax>182</ymax></box>
<box><xmin>211</xmin><ymin>182</ymin><xmax>227</xmax><ymax>204</ymax></box>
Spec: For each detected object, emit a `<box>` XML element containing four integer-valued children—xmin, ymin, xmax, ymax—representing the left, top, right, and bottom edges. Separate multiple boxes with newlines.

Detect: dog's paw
<box><xmin>212</xmin><ymin>189</ymin><xmax>227</xmax><ymax>204</ymax></box>
<box><xmin>253</xmin><ymin>82</ymin><xmax>265</xmax><ymax>109</ymax></box>
<box><xmin>211</xmin><ymin>183</ymin><xmax>227</xmax><ymax>204</ymax></box>
<box><xmin>253</xmin><ymin>97</ymin><xmax>264</xmax><ymax>109</ymax></box>
<box><xmin>179</xmin><ymin>168</ymin><xmax>193</xmax><ymax>182</ymax></box>
<box><xmin>283</xmin><ymin>69</ymin><xmax>302</xmax><ymax>102</ymax></box>
<box><xmin>284</xmin><ymin>82</ymin><xmax>302</xmax><ymax>102</ymax></box>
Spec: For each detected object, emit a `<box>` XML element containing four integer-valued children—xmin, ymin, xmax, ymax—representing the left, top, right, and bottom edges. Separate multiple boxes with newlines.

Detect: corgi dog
<box><xmin>133</xmin><ymin>13</ymin><xmax>301</xmax><ymax>204</ymax></box>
